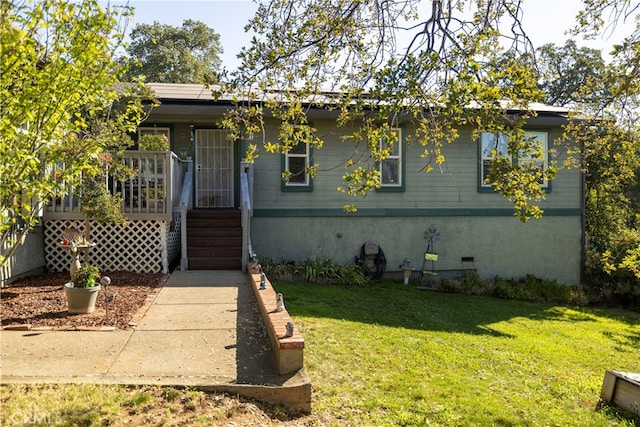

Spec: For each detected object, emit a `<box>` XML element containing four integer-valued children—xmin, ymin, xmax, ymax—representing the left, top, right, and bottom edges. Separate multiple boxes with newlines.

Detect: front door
<box><xmin>195</xmin><ymin>129</ymin><xmax>234</xmax><ymax>208</ymax></box>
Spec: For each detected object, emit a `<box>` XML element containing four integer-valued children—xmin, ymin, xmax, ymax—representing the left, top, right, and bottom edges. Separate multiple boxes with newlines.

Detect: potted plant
<box><xmin>64</xmin><ymin>264</ymin><xmax>102</xmax><ymax>314</ymax></box>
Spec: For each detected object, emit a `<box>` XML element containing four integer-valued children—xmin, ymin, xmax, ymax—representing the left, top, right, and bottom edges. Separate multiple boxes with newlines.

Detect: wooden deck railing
<box><xmin>45</xmin><ymin>151</ymin><xmax>188</xmax><ymax>222</ymax></box>
<box><xmin>240</xmin><ymin>160</ymin><xmax>254</xmax><ymax>272</ymax></box>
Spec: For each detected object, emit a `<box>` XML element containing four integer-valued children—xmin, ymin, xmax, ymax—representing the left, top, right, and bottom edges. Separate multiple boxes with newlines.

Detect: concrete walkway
<box><xmin>0</xmin><ymin>270</ymin><xmax>311</xmax><ymax>412</ymax></box>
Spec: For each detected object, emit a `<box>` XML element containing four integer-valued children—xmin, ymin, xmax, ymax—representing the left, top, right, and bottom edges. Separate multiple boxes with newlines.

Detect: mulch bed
<box><xmin>1</xmin><ymin>271</ymin><xmax>169</xmax><ymax>331</ymax></box>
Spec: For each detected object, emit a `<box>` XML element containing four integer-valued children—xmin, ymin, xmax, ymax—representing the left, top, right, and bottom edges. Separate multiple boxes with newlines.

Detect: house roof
<box><xmin>147</xmin><ymin>83</ymin><xmax>569</xmax><ymax>112</ymax></box>
<box><xmin>146</xmin><ymin>83</ymin><xmax>223</xmax><ymax>102</ymax></box>
<box><xmin>144</xmin><ymin>83</ymin><xmax>574</xmax><ymax>128</ymax></box>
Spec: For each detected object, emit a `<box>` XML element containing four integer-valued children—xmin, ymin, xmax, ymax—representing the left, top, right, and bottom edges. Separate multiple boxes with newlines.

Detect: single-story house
<box><xmin>7</xmin><ymin>83</ymin><xmax>583</xmax><ymax>285</ymax></box>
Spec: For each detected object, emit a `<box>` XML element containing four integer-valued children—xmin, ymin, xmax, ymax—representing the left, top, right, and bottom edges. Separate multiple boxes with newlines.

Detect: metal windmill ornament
<box><xmin>424</xmin><ymin>227</ymin><xmax>441</xmax><ymax>247</ymax></box>
<box><xmin>421</xmin><ymin>226</ymin><xmax>440</xmax><ymax>278</ymax></box>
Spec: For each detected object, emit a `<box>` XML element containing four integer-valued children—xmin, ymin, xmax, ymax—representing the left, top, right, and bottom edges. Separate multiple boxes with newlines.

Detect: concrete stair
<box><xmin>187</xmin><ymin>209</ymin><xmax>242</xmax><ymax>270</ymax></box>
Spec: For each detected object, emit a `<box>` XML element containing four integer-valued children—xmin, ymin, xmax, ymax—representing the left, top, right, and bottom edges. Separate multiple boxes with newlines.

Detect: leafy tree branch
<box><xmin>0</xmin><ymin>0</ymin><xmax>151</xmax><ymax>266</ymax></box>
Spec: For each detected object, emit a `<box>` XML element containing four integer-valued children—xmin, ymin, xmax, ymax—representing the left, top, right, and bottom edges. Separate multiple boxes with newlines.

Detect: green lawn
<box><xmin>276</xmin><ymin>280</ymin><xmax>639</xmax><ymax>426</ymax></box>
<box><xmin>1</xmin><ymin>280</ymin><xmax>638</xmax><ymax>426</ymax></box>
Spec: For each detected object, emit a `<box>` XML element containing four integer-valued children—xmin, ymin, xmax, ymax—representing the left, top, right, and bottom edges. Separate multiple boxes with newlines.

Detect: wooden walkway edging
<box><xmin>248</xmin><ymin>272</ymin><xmax>305</xmax><ymax>375</ymax></box>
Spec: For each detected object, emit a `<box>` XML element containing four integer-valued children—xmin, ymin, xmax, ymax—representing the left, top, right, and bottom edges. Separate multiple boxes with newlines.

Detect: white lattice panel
<box><xmin>45</xmin><ymin>219</ymin><xmax>171</xmax><ymax>273</ymax></box>
<box><xmin>166</xmin><ymin>211</ymin><xmax>181</xmax><ymax>265</ymax></box>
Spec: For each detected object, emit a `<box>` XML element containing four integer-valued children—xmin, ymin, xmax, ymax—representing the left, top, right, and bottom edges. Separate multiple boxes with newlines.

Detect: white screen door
<box><xmin>195</xmin><ymin>129</ymin><xmax>233</xmax><ymax>208</ymax></box>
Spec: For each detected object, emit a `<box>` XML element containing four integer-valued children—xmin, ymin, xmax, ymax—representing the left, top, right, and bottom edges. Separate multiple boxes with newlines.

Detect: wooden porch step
<box><xmin>187</xmin><ymin>229</ymin><xmax>242</xmax><ymax>239</ymax></box>
<box><xmin>188</xmin><ymin>218</ymin><xmax>241</xmax><ymax>229</ymax></box>
<box><xmin>186</xmin><ymin>209</ymin><xmax>242</xmax><ymax>270</ymax></box>
<box><xmin>188</xmin><ymin>208</ymin><xmax>240</xmax><ymax>219</ymax></box>
<box><xmin>188</xmin><ymin>256</ymin><xmax>242</xmax><ymax>270</ymax></box>
<box><xmin>188</xmin><ymin>247</ymin><xmax>241</xmax><ymax>258</ymax></box>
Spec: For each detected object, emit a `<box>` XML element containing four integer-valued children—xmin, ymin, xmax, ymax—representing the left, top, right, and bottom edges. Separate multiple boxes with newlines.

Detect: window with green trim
<box><xmin>480</xmin><ymin>132</ymin><xmax>509</xmax><ymax>188</ymax></box>
<box><xmin>480</xmin><ymin>130</ymin><xmax>549</xmax><ymax>189</ymax></box>
<box><xmin>379</xmin><ymin>128</ymin><xmax>403</xmax><ymax>188</ymax></box>
<box><xmin>517</xmin><ymin>131</ymin><xmax>548</xmax><ymax>188</ymax></box>
<box><xmin>284</xmin><ymin>141</ymin><xmax>310</xmax><ymax>187</ymax></box>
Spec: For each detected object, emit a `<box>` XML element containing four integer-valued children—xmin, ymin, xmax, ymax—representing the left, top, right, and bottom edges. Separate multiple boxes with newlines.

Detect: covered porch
<box><xmin>43</xmin><ymin>149</ymin><xmax>254</xmax><ymax>274</ymax></box>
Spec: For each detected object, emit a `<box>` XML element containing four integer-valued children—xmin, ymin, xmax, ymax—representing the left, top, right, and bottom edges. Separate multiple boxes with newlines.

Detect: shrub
<box><xmin>488</xmin><ymin>275</ymin><xmax>587</xmax><ymax>305</ymax></box>
<box><xmin>423</xmin><ymin>273</ymin><xmax>587</xmax><ymax>306</ymax></box>
<box><xmin>262</xmin><ymin>258</ymin><xmax>592</xmax><ymax>307</ymax></box>
<box><xmin>261</xmin><ymin>258</ymin><xmax>368</xmax><ymax>285</ymax></box>
<box><xmin>139</xmin><ymin>134</ymin><xmax>169</xmax><ymax>151</ymax></box>
<box><xmin>460</xmin><ymin>271</ymin><xmax>488</xmax><ymax>295</ymax></box>
<box><xmin>584</xmin><ymin>228</ymin><xmax>640</xmax><ymax>311</ymax></box>
<box><xmin>71</xmin><ymin>264</ymin><xmax>100</xmax><ymax>288</ymax></box>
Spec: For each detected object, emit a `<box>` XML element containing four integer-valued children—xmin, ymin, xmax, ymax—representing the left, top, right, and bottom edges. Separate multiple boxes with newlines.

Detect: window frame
<box><xmin>281</xmin><ymin>126</ymin><xmax>314</xmax><ymax>192</ymax></box>
<box><xmin>376</xmin><ymin>127</ymin><xmax>405</xmax><ymax>192</ymax></box>
<box><xmin>137</xmin><ymin>126</ymin><xmax>171</xmax><ymax>149</ymax></box>
<box><xmin>478</xmin><ymin>130</ymin><xmax>550</xmax><ymax>192</ymax></box>
<box><xmin>517</xmin><ymin>130</ymin><xmax>549</xmax><ymax>188</ymax></box>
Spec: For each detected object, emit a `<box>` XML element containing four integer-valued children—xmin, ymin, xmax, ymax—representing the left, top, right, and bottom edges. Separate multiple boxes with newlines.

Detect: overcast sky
<box><xmin>113</xmin><ymin>0</ymin><xmax>636</xmax><ymax>70</ymax></box>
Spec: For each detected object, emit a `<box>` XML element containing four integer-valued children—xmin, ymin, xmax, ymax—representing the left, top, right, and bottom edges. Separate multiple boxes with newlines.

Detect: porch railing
<box><xmin>179</xmin><ymin>158</ymin><xmax>193</xmax><ymax>270</ymax></box>
<box><xmin>240</xmin><ymin>159</ymin><xmax>254</xmax><ymax>272</ymax></box>
<box><xmin>45</xmin><ymin>151</ymin><xmax>188</xmax><ymax>222</ymax></box>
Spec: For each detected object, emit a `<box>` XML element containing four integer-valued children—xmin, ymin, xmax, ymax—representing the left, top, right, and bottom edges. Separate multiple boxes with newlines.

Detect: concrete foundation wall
<box><xmin>1</xmin><ymin>226</ymin><xmax>46</xmax><ymax>286</ymax></box>
<box><xmin>251</xmin><ymin>215</ymin><xmax>582</xmax><ymax>285</ymax></box>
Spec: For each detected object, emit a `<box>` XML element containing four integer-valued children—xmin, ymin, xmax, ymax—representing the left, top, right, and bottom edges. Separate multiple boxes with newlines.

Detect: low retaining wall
<box><xmin>248</xmin><ymin>272</ymin><xmax>304</xmax><ymax>375</ymax></box>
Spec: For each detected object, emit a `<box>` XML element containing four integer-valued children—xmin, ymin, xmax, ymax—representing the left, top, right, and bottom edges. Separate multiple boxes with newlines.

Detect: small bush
<box><xmin>585</xmin><ymin>228</ymin><xmax>640</xmax><ymax>311</ymax></box>
<box><xmin>260</xmin><ymin>258</ymin><xmax>368</xmax><ymax>285</ymax></box>
<box><xmin>261</xmin><ymin>258</ymin><xmax>590</xmax><ymax>306</ymax></box>
<box><xmin>460</xmin><ymin>271</ymin><xmax>488</xmax><ymax>295</ymax></box>
<box><xmin>488</xmin><ymin>275</ymin><xmax>587</xmax><ymax>305</ymax></box>
<box><xmin>71</xmin><ymin>264</ymin><xmax>100</xmax><ymax>288</ymax></box>
<box><xmin>423</xmin><ymin>272</ymin><xmax>587</xmax><ymax>306</ymax></box>
<box><xmin>139</xmin><ymin>134</ymin><xmax>169</xmax><ymax>151</ymax></box>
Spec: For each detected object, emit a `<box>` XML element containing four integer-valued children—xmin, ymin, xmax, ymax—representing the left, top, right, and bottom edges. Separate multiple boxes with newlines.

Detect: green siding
<box><xmin>249</xmin><ymin>120</ymin><xmax>582</xmax><ymax>211</ymax></box>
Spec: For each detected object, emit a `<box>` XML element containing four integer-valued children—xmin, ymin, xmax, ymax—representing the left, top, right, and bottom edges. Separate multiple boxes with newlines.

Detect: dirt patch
<box><xmin>1</xmin><ymin>271</ymin><xmax>168</xmax><ymax>330</ymax></box>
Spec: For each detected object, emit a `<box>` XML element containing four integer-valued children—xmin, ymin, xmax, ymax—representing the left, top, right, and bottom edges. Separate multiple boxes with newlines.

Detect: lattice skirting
<box><xmin>45</xmin><ymin>219</ymin><xmax>180</xmax><ymax>274</ymax></box>
<box><xmin>166</xmin><ymin>211</ymin><xmax>181</xmax><ymax>268</ymax></box>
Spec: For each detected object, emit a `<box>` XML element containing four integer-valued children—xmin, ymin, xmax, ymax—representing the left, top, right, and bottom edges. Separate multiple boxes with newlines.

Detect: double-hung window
<box><xmin>378</xmin><ymin>127</ymin><xmax>404</xmax><ymax>190</ymax></box>
<box><xmin>281</xmin><ymin>124</ymin><xmax>314</xmax><ymax>191</ymax></box>
<box><xmin>480</xmin><ymin>130</ymin><xmax>549</xmax><ymax>190</ymax></box>
<box><xmin>284</xmin><ymin>141</ymin><xmax>310</xmax><ymax>186</ymax></box>
<box><xmin>138</xmin><ymin>127</ymin><xmax>171</xmax><ymax>146</ymax></box>
<box><xmin>480</xmin><ymin>132</ymin><xmax>510</xmax><ymax>189</ymax></box>
<box><xmin>281</xmin><ymin>124</ymin><xmax>315</xmax><ymax>191</ymax></box>
<box><xmin>517</xmin><ymin>131</ymin><xmax>548</xmax><ymax>187</ymax></box>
